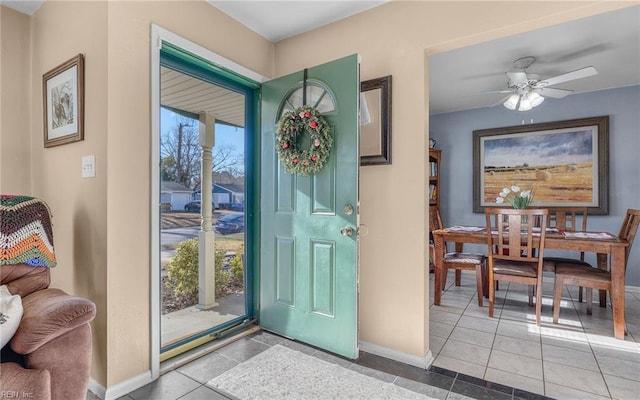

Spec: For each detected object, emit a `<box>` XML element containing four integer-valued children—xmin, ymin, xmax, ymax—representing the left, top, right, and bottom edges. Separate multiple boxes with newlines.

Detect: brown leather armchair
<box><xmin>0</xmin><ymin>264</ymin><xmax>96</xmax><ymax>400</ymax></box>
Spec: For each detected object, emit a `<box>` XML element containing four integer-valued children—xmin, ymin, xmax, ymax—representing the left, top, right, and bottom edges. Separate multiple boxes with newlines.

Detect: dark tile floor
<box><xmin>106</xmin><ymin>330</ymin><xmax>550</xmax><ymax>400</ymax></box>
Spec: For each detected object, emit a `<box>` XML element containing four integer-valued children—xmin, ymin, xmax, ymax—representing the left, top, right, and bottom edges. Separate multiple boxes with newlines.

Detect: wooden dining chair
<box><xmin>540</xmin><ymin>207</ymin><xmax>594</xmax><ymax>302</ymax></box>
<box><xmin>553</xmin><ymin>208</ymin><xmax>640</xmax><ymax>322</ymax></box>
<box><xmin>484</xmin><ymin>208</ymin><xmax>549</xmax><ymax>325</ymax></box>
<box><xmin>541</xmin><ymin>207</ymin><xmax>589</xmax><ymax>269</ymax></box>
<box><xmin>429</xmin><ymin>207</ymin><xmax>486</xmax><ymax>306</ymax></box>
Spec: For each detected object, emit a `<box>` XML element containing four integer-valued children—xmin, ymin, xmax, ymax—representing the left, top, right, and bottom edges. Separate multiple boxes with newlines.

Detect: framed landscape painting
<box><xmin>473</xmin><ymin>116</ymin><xmax>609</xmax><ymax>214</ymax></box>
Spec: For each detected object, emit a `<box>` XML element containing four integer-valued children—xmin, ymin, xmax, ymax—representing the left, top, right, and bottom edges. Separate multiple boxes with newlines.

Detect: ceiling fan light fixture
<box><xmin>529</xmin><ymin>92</ymin><xmax>544</xmax><ymax>107</ymax></box>
<box><xmin>503</xmin><ymin>93</ymin><xmax>520</xmax><ymax>110</ymax></box>
<box><xmin>518</xmin><ymin>94</ymin><xmax>533</xmax><ymax>111</ymax></box>
<box><xmin>493</xmin><ymin>56</ymin><xmax>598</xmax><ymax>112</ymax></box>
<box><xmin>503</xmin><ymin>90</ymin><xmax>544</xmax><ymax>112</ymax></box>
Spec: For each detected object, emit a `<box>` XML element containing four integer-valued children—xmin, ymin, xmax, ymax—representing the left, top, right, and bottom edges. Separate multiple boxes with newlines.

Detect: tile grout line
<box><xmin>543</xmin><ymin>282</ymin><xmax>615</xmax><ymax>399</ymax></box>
<box><xmin>453</xmin><ymin>279</ymin><xmax>522</xmax><ymax>400</ymax></box>
<box><xmin>568</xmin><ymin>283</ymin><xmax>615</xmax><ymax>399</ymax></box>
<box><xmin>432</xmin><ymin>272</ymin><xmax>640</xmax><ymax>400</ymax></box>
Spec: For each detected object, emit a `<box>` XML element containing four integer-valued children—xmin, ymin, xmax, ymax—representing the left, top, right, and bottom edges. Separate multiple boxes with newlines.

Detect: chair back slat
<box><xmin>546</xmin><ymin>207</ymin><xmax>588</xmax><ymax>261</ymax></box>
<box><xmin>485</xmin><ymin>208</ymin><xmax>549</xmax><ymax>264</ymax></box>
<box><xmin>547</xmin><ymin>207</ymin><xmax>588</xmax><ymax>232</ymax></box>
<box><xmin>429</xmin><ymin>207</ymin><xmax>446</xmax><ymax>251</ymax></box>
<box><xmin>429</xmin><ymin>207</ymin><xmax>443</xmax><ymax>231</ymax></box>
<box><xmin>484</xmin><ymin>208</ymin><xmax>549</xmax><ymax>326</ymax></box>
<box><xmin>619</xmin><ymin>209</ymin><xmax>640</xmax><ymax>265</ymax></box>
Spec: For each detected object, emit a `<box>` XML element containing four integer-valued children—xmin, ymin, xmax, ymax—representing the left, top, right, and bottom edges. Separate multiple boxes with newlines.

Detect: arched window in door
<box><xmin>278</xmin><ymin>80</ymin><xmax>336</xmax><ymax>118</ymax></box>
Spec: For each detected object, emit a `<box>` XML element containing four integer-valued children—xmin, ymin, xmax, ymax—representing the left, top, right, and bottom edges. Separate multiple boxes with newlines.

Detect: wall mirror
<box><xmin>360</xmin><ymin>75</ymin><xmax>392</xmax><ymax>165</ymax></box>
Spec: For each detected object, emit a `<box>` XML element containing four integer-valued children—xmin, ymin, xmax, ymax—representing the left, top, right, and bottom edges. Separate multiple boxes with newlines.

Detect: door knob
<box><xmin>340</xmin><ymin>226</ymin><xmax>355</xmax><ymax>237</ymax></box>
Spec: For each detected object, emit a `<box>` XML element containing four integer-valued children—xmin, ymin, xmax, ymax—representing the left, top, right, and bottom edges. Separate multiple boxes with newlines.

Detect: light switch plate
<box><xmin>82</xmin><ymin>155</ymin><xmax>95</xmax><ymax>178</ymax></box>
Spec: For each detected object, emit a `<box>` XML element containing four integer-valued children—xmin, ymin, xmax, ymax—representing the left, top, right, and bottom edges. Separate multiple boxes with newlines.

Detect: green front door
<box><xmin>260</xmin><ymin>54</ymin><xmax>360</xmax><ymax>358</ymax></box>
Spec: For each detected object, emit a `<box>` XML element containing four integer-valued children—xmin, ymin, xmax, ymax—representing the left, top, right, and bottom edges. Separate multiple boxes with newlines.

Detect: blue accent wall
<box><xmin>430</xmin><ymin>85</ymin><xmax>640</xmax><ymax>285</ymax></box>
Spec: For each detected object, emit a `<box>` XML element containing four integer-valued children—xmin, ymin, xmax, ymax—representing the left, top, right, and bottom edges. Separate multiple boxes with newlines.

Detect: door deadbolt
<box><xmin>340</xmin><ymin>226</ymin><xmax>355</xmax><ymax>237</ymax></box>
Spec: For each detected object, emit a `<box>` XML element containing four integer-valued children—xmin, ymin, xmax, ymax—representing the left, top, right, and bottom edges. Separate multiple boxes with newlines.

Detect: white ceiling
<box><xmin>4</xmin><ymin>1</ymin><xmax>638</xmax><ymax>115</ymax></box>
<box><xmin>207</xmin><ymin>0</ymin><xmax>389</xmax><ymax>42</ymax></box>
<box><xmin>209</xmin><ymin>2</ymin><xmax>640</xmax><ymax>115</ymax></box>
<box><xmin>0</xmin><ymin>0</ymin><xmax>42</xmax><ymax>14</ymax></box>
<box><xmin>429</xmin><ymin>5</ymin><xmax>640</xmax><ymax>114</ymax></box>
<box><xmin>206</xmin><ymin>2</ymin><xmax>639</xmax><ymax>115</ymax></box>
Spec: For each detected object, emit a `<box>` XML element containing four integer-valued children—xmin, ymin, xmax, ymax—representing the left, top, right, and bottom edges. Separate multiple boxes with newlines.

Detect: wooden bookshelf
<box><xmin>429</xmin><ymin>149</ymin><xmax>441</xmax><ymax>211</ymax></box>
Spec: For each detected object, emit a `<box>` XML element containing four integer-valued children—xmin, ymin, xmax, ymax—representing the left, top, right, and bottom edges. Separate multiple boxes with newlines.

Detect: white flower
<box><xmin>496</xmin><ymin>184</ymin><xmax>534</xmax><ymax>208</ymax></box>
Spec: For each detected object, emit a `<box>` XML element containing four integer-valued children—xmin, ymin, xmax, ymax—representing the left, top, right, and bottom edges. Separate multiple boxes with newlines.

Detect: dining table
<box><xmin>431</xmin><ymin>226</ymin><xmax>630</xmax><ymax>339</ymax></box>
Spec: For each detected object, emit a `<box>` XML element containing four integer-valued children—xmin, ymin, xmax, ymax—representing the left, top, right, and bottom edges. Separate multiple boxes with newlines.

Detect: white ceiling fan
<box><xmin>490</xmin><ymin>56</ymin><xmax>598</xmax><ymax>111</ymax></box>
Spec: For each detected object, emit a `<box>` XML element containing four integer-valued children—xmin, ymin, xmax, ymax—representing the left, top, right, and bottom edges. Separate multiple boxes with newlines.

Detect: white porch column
<box><xmin>197</xmin><ymin>112</ymin><xmax>217</xmax><ymax>309</ymax></box>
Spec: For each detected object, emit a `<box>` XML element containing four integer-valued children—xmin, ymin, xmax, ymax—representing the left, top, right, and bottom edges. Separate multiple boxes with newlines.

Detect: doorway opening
<box><xmin>157</xmin><ymin>44</ymin><xmax>259</xmax><ymax>360</ymax></box>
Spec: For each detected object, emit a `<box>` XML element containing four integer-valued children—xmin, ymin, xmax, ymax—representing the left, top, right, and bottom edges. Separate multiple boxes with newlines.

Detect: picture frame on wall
<box><xmin>472</xmin><ymin>116</ymin><xmax>609</xmax><ymax>214</ymax></box>
<box><xmin>360</xmin><ymin>75</ymin><xmax>392</xmax><ymax>165</ymax></box>
<box><xmin>43</xmin><ymin>54</ymin><xmax>85</xmax><ymax>148</ymax></box>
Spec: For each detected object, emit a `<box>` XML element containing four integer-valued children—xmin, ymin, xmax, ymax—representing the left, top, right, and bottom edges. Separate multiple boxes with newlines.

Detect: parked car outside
<box><xmin>229</xmin><ymin>202</ymin><xmax>244</xmax><ymax>211</ymax></box>
<box><xmin>214</xmin><ymin>213</ymin><xmax>244</xmax><ymax>235</ymax></box>
<box><xmin>184</xmin><ymin>201</ymin><xmax>201</xmax><ymax>212</ymax></box>
<box><xmin>184</xmin><ymin>201</ymin><xmax>216</xmax><ymax>212</ymax></box>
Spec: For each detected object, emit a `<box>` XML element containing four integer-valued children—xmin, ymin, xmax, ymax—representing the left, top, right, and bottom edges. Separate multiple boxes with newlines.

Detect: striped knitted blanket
<box><xmin>0</xmin><ymin>195</ymin><xmax>56</xmax><ymax>267</ymax></box>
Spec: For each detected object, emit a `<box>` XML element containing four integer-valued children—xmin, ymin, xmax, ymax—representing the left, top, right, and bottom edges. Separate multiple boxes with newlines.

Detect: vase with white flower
<box><xmin>496</xmin><ymin>185</ymin><xmax>534</xmax><ymax>209</ymax></box>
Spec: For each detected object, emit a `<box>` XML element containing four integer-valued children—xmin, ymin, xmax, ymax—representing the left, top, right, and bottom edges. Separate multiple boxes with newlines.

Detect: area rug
<box><xmin>208</xmin><ymin>344</ymin><xmax>437</xmax><ymax>400</ymax></box>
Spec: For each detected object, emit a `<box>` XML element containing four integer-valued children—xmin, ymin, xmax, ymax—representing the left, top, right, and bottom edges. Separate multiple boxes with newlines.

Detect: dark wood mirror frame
<box><xmin>360</xmin><ymin>75</ymin><xmax>392</xmax><ymax>166</ymax></box>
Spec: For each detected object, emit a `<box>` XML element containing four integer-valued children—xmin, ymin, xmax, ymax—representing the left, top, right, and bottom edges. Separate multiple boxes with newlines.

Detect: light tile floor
<box><xmin>87</xmin><ymin>270</ymin><xmax>640</xmax><ymax>400</ymax></box>
<box><xmin>430</xmin><ymin>270</ymin><xmax>640</xmax><ymax>399</ymax></box>
<box><xmin>104</xmin><ymin>329</ymin><xmax>548</xmax><ymax>400</ymax></box>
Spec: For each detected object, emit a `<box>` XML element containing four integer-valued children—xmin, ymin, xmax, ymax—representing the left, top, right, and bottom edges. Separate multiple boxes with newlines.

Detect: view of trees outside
<box><xmin>160</xmin><ymin>113</ymin><xmax>245</xmax><ymax>191</ymax></box>
<box><xmin>160</xmin><ymin>108</ymin><xmax>247</xmax><ymax>321</ymax></box>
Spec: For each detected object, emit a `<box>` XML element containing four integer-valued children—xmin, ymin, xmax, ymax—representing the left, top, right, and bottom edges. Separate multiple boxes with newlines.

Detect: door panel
<box><xmin>276</xmin><ymin>168</ymin><xmax>295</xmax><ymax>212</ymax></box>
<box><xmin>260</xmin><ymin>54</ymin><xmax>359</xmax><ymax>358</ymax></box>
<box><xmin>311</xmin><ymin>240</ymin><xmax>335</xmax><ymax>316</ymax></box>
<box><xmin>275</xmin><ymin>236</ymin><xmax>295</xmax><ymax>306</ymax></box>
<box><xmin>311</xmin><ymin>155</ymin><xmax>337</xmax><ymax>214</ymax></box>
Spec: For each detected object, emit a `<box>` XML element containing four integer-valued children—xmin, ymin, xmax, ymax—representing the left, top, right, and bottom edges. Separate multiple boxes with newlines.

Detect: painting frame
<box><xmin>473</xmin><ymin>116</ymin><xmax>609</xmax><ymax>214</ymax></box>
<box><xmin>360</xmin><ymin>75</ymin><xmax>392</xmax><ymax>166</ymax></box>
<box><xmin>43</xmin><ymin>54</ymin><xmax>85</xmax><ymax>148</ymax></box>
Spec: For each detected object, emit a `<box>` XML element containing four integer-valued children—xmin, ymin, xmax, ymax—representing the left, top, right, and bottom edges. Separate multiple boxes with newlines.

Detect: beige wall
<box><xmin>7</xmin><ymin>0</ymin><xmax>273</xmax><ymax>390</ymax></box>
<box><xmin>2</xmin><ymin>0</ymin><xmax>637</xmax><ymax>394</ymax></box>
<box><xmin>273</xmin><ymin>0</ymin><xmax>637</xmax><ymax>359</ymax></box>
<box><xmin>29</xmin><ymin>0</ymin><xmax>110</xmax><ymax>385</ymax></box>
<box><xmin>103</xmin><ymin>0</ymin><xmax>272</xmax><ymax>386</ymax></box>
<box><xmin>0</xmin><ymin>6</ymin><xmax>31</xmax><ymax>193</ymax></box>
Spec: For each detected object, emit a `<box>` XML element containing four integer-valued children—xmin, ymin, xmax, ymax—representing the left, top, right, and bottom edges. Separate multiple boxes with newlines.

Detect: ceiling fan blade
<box><xmin>535</xmin><ymin>66</ymin><xmax>597</xmax><ymax>87</ymax></box>
<box><xmin>507</xmin><ymin>72</ymin><xmax>528</xmax><ymax>86</ymax></box>
<box><xmin>471</xmin><ymin>89</ymin><xmax>514</xmax><ymax>96</ymax></box>
<box><xmin>535</xmin><ymin>87</ymin><xmax>573</xmax><ymax>99</ymax></box>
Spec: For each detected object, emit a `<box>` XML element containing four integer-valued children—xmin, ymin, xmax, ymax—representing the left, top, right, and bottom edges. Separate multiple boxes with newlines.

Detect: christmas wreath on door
<box><xmin>275</xmin><ymin>105</ymin><xmax>332</xmax><ymax>176</ymax></box>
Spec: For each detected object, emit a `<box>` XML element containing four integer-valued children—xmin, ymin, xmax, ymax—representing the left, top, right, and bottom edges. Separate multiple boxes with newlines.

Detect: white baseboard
<box><xmin>626</xmin><ymin>285</ymin><xmax>640</xmax><ymax>294</ymax></box>
<box><xmin>358</xmin><ymin>341</ymin><xmax>434</xmax><ymax>369</ymax></box>
<box><xmin>88</xmin><ymin>371</ymin><xmax>153</xmax><ymax>400</ymax></box>
<box><xmin>88</xmin><ymin>379</ymin><xmax>105</xmax><ymax>399</ymax></box>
